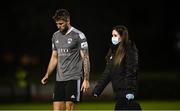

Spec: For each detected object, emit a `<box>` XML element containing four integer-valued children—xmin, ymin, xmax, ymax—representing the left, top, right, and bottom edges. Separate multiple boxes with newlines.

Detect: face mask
<box><xmin>111</xmin><ymin>36</ymin><xmax>120</xmax><ymax>45</ymax></box>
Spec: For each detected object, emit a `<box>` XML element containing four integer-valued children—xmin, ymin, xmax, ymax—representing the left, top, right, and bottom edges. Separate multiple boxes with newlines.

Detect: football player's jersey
<box><xmin>52</xmin><ymin>27</ymin><xmax>88</xmax><ymax>81</ymax></box>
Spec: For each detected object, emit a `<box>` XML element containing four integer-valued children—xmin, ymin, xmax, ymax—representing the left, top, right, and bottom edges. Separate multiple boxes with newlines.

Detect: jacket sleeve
<box><xmin>92</xmin><ymin>64</ymin><xmax>111</xmax><ymax>96</ymax></box>
<box><xmin>124</xmin><ymin>43</ymin><xmax>139</xmax><ymax>94</ymax></box>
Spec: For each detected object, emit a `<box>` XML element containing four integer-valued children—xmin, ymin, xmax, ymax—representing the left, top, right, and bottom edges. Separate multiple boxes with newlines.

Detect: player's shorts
<box><xmin>53</xmin><ymin>78</ymin><xmax>82</xmax><ymax>103</ymax></box>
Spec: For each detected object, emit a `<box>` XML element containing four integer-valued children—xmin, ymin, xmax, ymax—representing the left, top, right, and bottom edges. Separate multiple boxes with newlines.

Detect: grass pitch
<box><xmin>0</xmin><ymin>100</ymin><xmax>180</xmax><ymax>110</ymax></box>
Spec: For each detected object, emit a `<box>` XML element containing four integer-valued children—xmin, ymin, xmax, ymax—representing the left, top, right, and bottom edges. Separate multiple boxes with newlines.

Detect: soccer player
<box><xmin>41</xmin><ymin>9</ymin><xmax>90</xmax><ymax>110</ymax></box>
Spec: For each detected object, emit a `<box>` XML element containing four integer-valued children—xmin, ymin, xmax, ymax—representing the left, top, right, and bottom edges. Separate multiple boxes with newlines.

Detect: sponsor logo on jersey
<box><xmin>58</xmin><ymin>49</ymin><xmax>69</xmax><ymax>53</ymax></box>
<box><xmin>58</xmin><ymin>48</ymin><xmax>69</xmax><ymax>56</ymax></box>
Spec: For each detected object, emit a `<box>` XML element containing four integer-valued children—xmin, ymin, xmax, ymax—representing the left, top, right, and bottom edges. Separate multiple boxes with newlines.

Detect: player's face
<box><xmin>56</xmin><ymin>20</ymin><xmax>69</xmax><ymax>34</ymax></box>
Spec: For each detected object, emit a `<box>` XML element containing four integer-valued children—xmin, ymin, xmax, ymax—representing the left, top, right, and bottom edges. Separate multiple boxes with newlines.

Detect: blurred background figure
<box><xmin>174</xmin><ymin>30</ymin><xmax>180</xmax><ymax>77</ymax></box>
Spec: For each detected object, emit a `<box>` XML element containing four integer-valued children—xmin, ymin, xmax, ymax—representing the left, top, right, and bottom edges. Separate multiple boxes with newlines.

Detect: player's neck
<box><xmin>65</xmin><ymin>25</ymin><xmax>73</xmax><ymax>35</ymax></box>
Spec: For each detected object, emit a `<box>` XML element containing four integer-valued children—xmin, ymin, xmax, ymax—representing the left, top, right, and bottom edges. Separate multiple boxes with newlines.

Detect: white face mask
<box><xmin>111</xmin><ymin>36</ymin><xmax>120</xmax><ymax>45</ymax></box>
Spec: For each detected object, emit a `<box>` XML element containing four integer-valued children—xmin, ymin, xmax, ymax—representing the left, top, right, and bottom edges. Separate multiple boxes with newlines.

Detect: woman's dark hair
<box><xmin>105</xmin><ymin>25</ymin><xmax>129</xmax><ymax>65</ymax></box>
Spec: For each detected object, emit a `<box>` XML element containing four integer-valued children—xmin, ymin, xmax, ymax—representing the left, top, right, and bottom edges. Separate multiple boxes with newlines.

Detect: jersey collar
<box><xmin>65</xmin><ymin>26</ymin><xmax>74</xmax><ymax>35</ymax></box>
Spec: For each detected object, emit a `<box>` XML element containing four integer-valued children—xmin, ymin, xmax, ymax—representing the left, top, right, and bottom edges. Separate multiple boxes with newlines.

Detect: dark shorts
<box><xmin>53</xmin><ymin>78</ymin><xmax>82</xmax><ymax>103</ymax></box>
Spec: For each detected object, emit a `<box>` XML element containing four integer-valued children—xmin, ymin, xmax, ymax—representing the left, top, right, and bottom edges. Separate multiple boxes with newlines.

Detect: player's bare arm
<box><xmin>80</xmin><ymin>49</ymin><xmax>90</xmax><ymax>92</ymax></box>
<box><xmin>41</xmin><ymin>50</ymin><xmax>58</xmax><ymax>84</ymax></box>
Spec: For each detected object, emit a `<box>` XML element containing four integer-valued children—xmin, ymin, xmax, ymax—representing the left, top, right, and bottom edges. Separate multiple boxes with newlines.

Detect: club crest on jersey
<box><xmin>67</xmin><ymin>38</ymin><xmax>72</xmax><ymax>44</ymax></box>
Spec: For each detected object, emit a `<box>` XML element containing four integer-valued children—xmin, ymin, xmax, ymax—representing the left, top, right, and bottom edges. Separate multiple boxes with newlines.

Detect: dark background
<box><xmin>0</xmin><ymin>0</ymin><xmax>180</xmax><ymax>102</ymax></box>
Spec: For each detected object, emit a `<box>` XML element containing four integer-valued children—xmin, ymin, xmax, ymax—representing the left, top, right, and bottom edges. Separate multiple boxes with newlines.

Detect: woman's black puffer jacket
<box><xmin>93</xmin><ymin>41</ymin><xmax>139</xmax><ymax>100</ymax></box>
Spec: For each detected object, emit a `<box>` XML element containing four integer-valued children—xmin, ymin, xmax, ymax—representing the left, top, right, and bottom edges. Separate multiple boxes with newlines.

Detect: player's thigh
<box><xmin>65</xmin><ymin>79</ymin><xmax>82</xmax><ymax>102</ymax></box>
<box><xmin>53</xmin><ymin>81</ymin><xmax>66</xmax><ymax>101</ymax></box>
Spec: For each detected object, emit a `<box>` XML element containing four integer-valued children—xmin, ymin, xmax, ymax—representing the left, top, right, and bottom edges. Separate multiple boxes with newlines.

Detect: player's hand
<box><xmin>41</xmin><ymin>75</ymin><xmax>48</xmax><ymax>85</ymax></box>
<box><xmin>81</xmin><ymin>79</ymin><xmax>90</xmax><ymax>92</ymax></box>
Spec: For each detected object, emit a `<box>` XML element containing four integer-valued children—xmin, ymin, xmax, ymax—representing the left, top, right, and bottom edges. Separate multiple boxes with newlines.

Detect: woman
<box><xmin>92</xmin><ymin>25</ymin><xmax>141</xmax><ymax>110</ymax></box>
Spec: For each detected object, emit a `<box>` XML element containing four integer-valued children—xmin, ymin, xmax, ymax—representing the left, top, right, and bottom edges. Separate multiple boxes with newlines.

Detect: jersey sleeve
<box><xmin>52</xmin><ymin>35</ymin><xmax>57</xmax><ymax>51</ymax></box>
<box><xmin>78</xmin><ymin>32</ymin><xmax>88</xmax><ymax>50</ymax></box>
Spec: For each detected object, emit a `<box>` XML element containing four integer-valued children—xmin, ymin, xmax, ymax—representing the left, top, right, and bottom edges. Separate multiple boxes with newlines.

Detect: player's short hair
<box><xmin>52</xmin><ymin>9</ymin><xmax>70</xmax><ymax>22</ymax></box>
